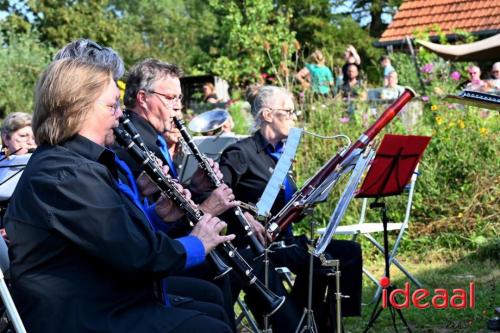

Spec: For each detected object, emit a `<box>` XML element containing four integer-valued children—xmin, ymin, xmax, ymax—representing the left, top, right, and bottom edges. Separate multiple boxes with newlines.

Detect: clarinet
<box><xmin>266</xmin><ymin>88</ymin><xmax>417</xmax><ymax>240</ymax></box>
<box><xmin>173</xmin><ymin>117</ymin><xmax>266</xmax><ymax>256</ymax></box>
<box><xmin>114</xmin><ymin>126</ymin><xmax>285</xmax><ymax>315</ymax></box>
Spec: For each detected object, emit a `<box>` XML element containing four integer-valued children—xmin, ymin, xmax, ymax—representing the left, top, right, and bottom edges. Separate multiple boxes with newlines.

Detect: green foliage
<box><xmin>206</xmin><ymin>0</ymin><xmax>297</xmax><ymax>87</ymax></box>
<box><xmin>290</xmin><ymin>52</ymin><xmax>499</xmax><ymax>255</ymax></box>
<box><xmin>0</xmin><ymin>31</ymin><xmax>52</xmax><ymax>116</ymax></box>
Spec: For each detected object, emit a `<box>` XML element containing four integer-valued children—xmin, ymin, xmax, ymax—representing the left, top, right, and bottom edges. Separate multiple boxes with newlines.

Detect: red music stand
<box><xmin>357</xmin><ymin>134</ymin><xmax>431</xmax><ymax>333</ymax></box>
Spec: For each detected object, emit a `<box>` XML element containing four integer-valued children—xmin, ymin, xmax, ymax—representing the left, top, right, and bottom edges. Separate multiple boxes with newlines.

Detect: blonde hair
<box><xmin>310</xmin><ymin>50</ymin><xmax>325</xmax><ymax>65</ymax></box>
<box><xmin>1</xmin><ymin>112</ymin><xmax>32</xmax><ymax>141</ymax></box>
<box><xmin>33</xmin><ymin>58</ymin><xmax>112</xmax><ymax>145</ymax></box>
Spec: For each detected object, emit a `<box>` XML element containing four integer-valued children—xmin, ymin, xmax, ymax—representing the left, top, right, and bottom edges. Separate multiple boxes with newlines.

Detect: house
<box><xmin>377</xmin><ymin>0</ymin><xmax>500</xmax><ymax>48</ymax></box>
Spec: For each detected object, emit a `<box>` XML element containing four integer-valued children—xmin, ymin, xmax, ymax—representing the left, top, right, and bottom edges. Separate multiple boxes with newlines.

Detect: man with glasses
<box><xmin>216</xmin><ymin>85</ymin><xmax>363</xmax><ymax>332</ymax></box>
<box><xmin>115</xmin><ymin>58</ymin><xmax>241</xmax><ymax>330</ymax></box>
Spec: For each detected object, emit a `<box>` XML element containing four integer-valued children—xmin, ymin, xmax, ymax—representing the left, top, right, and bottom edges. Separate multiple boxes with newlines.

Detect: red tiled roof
<box><xmin>379</xmin><ymin>0</ymin><xmax>500</xmax><ymax>43</ymax></box>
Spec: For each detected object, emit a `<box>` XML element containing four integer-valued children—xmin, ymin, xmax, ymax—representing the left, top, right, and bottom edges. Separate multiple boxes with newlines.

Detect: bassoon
<box><xmin>266</xmin><ymin>88</ymin><xmax>416</xmax><ymax>239</ymax></box>
<box><xmin>113</xmin><ymin>126</ymin><xmax>285</xmax><ymax>315</ymax></box>
<box><xmin>173</xmin><ymin>116</ymin><xmax>266</xmax><ymax>256</ymax></box>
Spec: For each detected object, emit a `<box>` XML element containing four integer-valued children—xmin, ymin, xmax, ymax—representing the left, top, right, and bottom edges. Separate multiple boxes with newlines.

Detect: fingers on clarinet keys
<box><xmin>190</xmin><ymin>214</ymin><xmax>235</xmax><ymax>253</ymax></box>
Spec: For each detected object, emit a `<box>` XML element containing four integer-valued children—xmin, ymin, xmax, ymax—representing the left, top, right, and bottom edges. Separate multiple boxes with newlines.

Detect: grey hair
<box><xmin>251</xmin><ymin>85</ymin><xmax>292</xmax><ymax>130</ymax></box>
<box><xmin>124</xmin><ymin>59</ymin><xmax>183</xmax><ymax>109</ymax></box>
<box><xmin>54</xmin><ymin>39</ymin><xmax>125</xmax><ymax>81</ymax></box>
<box><xmin>1</xmin><ymin>112</ymin><xmax>32</xmax><ymax>140</ymax></box>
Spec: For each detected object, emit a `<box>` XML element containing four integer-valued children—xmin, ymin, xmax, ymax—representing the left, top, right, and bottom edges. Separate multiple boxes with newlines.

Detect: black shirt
<box><xmin>218</xmin><ymin>131</ymin><xmax>296</xmax><ymax>237</ymax></box>
<box><xmin>5</xmin><ymin>135</ymin><xmax>196</xmax><ymax>333</ymax></box>
<box><xmin>114</xmin><ymin>110</ymin><xmax>168</xmax><ymax>177</ymax></box>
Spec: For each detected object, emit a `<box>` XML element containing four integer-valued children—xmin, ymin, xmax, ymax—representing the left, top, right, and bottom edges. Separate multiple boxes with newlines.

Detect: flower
<box><xmin>420</xmin><ymin>63</ymin><xmax>433</xmax><ymax>73</ymax></box>
<box><xmin>450</xmin><ymin>71</ymin><xmax>461</xmax><ymax>81</ymax></box>
<box><xmin>458</xmin><ymin>120</ymin><xmax>465</xmax><ymax>129</ymax></box>
<box><xmin>422</xmin><ymin>95</ymin><xmax>429</xmax><ymax>102</ymax></box>
<box><xmin>435</xmin><ymin>116</ymin><xmax>443</xmax><ymax>125</ymax></box>
<box><xmin>431</xmin><ymin>105</ymin><xmax>438</xmax><ymax>111</ymax></box>
<box><xmin>479</xmin><ymin>127</ymin><xmax>488</xmax><ymax>136</ymax></box>
<box><xmin>339</xmin><ymin>117</ymin><xmax>350</xmax><ymax>123</ymax></box>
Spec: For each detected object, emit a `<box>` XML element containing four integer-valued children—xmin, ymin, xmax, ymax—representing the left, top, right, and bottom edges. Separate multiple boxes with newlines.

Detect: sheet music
<box><xmin>256</xmin><ymin>128</ymin><xmax>303</xmax><ymax>218</ymax></box>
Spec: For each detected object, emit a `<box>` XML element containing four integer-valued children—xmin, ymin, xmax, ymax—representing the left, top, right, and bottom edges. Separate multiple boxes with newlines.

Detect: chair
<box><xmin>0</xmin><ymin>237</ymin><xmax>26</xmax><ymax>333</ymax></box>
<box><xmin>322</xmin><ymin>166</ymin><xmax>423</xmax><ymax>304</ymax></box>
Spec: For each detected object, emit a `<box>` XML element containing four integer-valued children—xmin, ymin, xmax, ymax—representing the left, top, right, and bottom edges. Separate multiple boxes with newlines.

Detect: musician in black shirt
<box><xmin>218</xmin><ymin>85</ymin><xmax>363</xmax><ymax>332</ymax></box>
<box><xmin>5</xmin><ymin>58</ymin><xmax>233</xmax><ymax>333</ymax></box>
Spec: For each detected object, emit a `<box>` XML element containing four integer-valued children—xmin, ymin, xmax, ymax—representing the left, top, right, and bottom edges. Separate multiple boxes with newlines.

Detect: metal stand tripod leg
<box><xmin>295</xmin><ymin>221</ymin><xmax>319</xmax><ymax>333</ymax></box>
<box><xmin>363</xmin><ymin>203</ymin><xmax>412</xmax><ymax>333</ymax></box>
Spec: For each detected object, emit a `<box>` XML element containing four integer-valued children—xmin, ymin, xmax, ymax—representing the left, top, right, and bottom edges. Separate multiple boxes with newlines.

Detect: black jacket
<box><xmin>5</xmin><ymin>135</ymin><xmax>198</xmax><ymax>333</ymax></box>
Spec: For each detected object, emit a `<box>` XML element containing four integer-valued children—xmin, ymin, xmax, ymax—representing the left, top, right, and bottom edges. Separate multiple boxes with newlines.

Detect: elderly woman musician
<box><xmin>5</xmin><ymin>58</ymin><xmax>234</xmax><ymax>333</ymax></box>
<box><xmin>0</xmin><ymin>112</ymin><xmax>36</xmax><ymax>202</ymax></box>
<box><xmin>216</xmin><ymin>85</ymin><xmax>363</xmax><ymax>332</ymax></box>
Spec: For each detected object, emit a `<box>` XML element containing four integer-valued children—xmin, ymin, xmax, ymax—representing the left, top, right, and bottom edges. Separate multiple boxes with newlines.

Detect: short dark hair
<box><xmin>379</xmin><ymin>55</ymin><xmax>391</xmax><ymax>63</ymax></box>
<box><xmin>124</xmin><ymin>59</ymin><xmax>183</xmax><ymax>108</ymax></box>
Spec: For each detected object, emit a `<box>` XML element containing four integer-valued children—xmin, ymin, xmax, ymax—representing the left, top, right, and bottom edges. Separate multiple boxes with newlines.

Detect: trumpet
<box><xmin>114</xmin><ymin>124</ymin><xmax>285</xmax><ymax>315</ymax></box>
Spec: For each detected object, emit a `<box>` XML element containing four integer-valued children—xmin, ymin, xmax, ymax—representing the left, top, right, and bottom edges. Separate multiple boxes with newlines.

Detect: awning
<box><xmin>416</xmin><ymin>34</ymin><xmax>500</xmax><ymax>61</ymax></box>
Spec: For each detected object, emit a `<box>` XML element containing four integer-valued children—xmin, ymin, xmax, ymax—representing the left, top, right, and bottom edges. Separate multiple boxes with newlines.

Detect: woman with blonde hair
<box><xmin>295</xmin><ymin>49</ymin><xmax>334</xmax><ymax>96</ymax></box>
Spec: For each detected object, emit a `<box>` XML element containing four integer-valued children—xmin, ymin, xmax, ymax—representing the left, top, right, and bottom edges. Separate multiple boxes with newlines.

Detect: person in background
<box><xmin>381</xmin><ymin>71</ymin><xmax>405</xmax><ymax>100</ymax></box>
<box><xmin>0</xmin><ymin>112</ymin><xmax>37</xmax><ymax>201</ymax></box>
<box><xmin>341</xmin><ymin>45</ymin><xmax>361</xmax><ymax>84</ymax></box>
<box><xmin>487</xmin><ymin>62</ymin><xmax>500</xmax><ymax>93</ymax></box>
<box><xmin>203</xmin><ymin>82</ymin><xmax>219</xmax><ymax>104</ymax></box>
<box><xmin>295</xmin><ymin>49</ymin><xmax>334</xmax><ymax>96</ymax></box>
<box><xmin>341</xmin><ymin>64</ymin><xmax>366</xmax><ymax>101</ymax></box>
<box><xmin>465</xmin><ymin>65</ymin><xmax>486</xmax><ymax>91</ymax></box>
<box><xmin>380</xmin><ymin>55</ymin><xmax>395</xmax><ymax>86</ymax></box>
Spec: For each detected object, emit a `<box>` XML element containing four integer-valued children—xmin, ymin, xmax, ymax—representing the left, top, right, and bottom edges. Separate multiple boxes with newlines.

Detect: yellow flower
<box><xmin>458</xmin><ymin>120</ymin><xmax>465</xmax><ymax>129</ymax></box>
<box><xmin>431</xmin><ymin>105</ymin><xmax>438</xmax><ymax>111</ymax></box>
<box><xmin>117</xmin><ymin>80</ymin><xmax>126</xmax><ymax>102</ymax></box>
<box><xmin>458</xmin><ymin>212</ymin><xmax>463</xmax><ymax>218</ymax></box>
<box><xmin>435</xmin><ymin>116</ymin><xmax>443</xmax><ymax>125</ymax></box>
<box><xmin>479</xmin><ymin>127</ymin><xmax>488</xmax><ymax>136</ymax></box>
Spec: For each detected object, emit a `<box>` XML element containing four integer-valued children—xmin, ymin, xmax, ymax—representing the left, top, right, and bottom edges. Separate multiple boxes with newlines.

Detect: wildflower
<box><xmin>450</xmin><ymin>71</ymin><xmax>461</xmax><ymax>81</ymax></box>
<box><xmin>431</xmin><ymin>105</ymin><xmax>438</xmax><ymax>111</ymax></box>
<box><xmin>339</xmin><ymin>117</ymin><xmax>350</xmax><ymax>123</ymax></box>
<box><xmin>263</xmin><ymin>41</ymin><xmax>270</xmax><ymax>51</ymax></box>
<box><xmin>281</xmin><ymin>42</ymin><xmax>289</xmax><ymax>55</ymax></box>
<box><xmin>458</xmin><ymin>120</ymin><xmax>465</xmax><ymax>129</ymax></box>
<box><xmin>458</xmin><ymin>212</ymin><xmax>463</xmax><ymax>218</ymax></box>
<box><xmin>435</xmin><ymin>116</ymin><xmax>443</xmax><ymax>125</ymax></box>
<box><xmin>479</xmin><ymin>127</ymin><xmax>488</xmax><ymax>136</ymax></box>
<box><xmin>422</xmin><ymin>95</ymin><xmax>429</xmax><ymax>102</ymax></box>
<box><xmin>420</xmin><ymin>63</ymin><xmax>433</xmax><ymax>73</ymax></box>
<box><xmin>261</xmin><ymin>73</ymin><xmax>269</xmax><ymax>79</ymax></box>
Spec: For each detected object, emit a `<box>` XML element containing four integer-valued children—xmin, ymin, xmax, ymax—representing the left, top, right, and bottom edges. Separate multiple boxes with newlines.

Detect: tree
<box><xmin>0</xmin><ymin>31</ymin><xmax>52</xmax><ymax>116</ymax></box>
<box><xmin>207</xmin><ymin>0</ymin><xmax>297</xmax><ymax>87</ymax></box>
<box><xmin>332</xmin><ymin>0</ymin><xmax>403</xmax><ymax>37</ymax></box>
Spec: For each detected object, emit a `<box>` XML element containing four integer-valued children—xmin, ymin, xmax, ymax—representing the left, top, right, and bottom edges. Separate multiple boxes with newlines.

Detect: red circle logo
<box><xmin>380</xmin><ymin>276</ymin><xmax>390</xmax><ymax>288</ymax></box>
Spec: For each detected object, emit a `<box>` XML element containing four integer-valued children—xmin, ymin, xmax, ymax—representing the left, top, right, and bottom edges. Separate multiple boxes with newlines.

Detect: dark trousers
<box><xmin>173</xmin><ymin>313</ymin><xmax>233</xmax><ymax>333</ymax></box>
<box><xmin>235</xmin><ymin>236</ymin><xmax>363</xmax><ymax>333</ymax></box>
<box><xmin>173</xmin><ymin>263</ymin><xmax>237</xmax><ymax>332</ymax></box>
<box><xmin>166</xmin><ymin>276</ymin><xmax>230</xmax><ymax>326</ymax></box>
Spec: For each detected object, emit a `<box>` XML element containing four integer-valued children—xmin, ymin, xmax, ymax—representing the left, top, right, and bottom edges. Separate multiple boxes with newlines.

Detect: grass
<box><xmin>342</xmin><ymin>250</ymin><xmax>499</xmax><ymax>333</ymax></box>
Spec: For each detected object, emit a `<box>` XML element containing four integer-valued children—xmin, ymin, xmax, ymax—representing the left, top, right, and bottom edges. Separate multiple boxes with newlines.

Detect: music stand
<box><xmin>356</xmin><ymin>134</ymin><xmax>431</xmax><ymax>333</ymax></box>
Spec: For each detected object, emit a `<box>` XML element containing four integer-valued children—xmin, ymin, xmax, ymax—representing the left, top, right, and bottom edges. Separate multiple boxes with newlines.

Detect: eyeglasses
<box><xmin>148</xmin><ymin>90</ymin><xmax>183</xmax><ymax>103</ymax></box>
<box><xmin>98</xmin><ymin>99</ymin><xmax>121</xmax><ymax>115</ymax></box>
<box><xmin>270</xmin><ymin>108</ymin><xmax>297</xmax><ymax>118</ymax></box>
